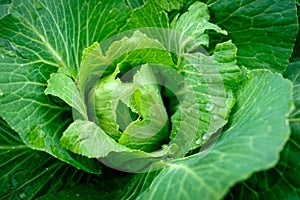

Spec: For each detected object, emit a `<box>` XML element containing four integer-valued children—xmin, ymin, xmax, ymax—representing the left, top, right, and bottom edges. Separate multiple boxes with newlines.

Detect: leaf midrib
<box><xmin>0</xmin><ymin>145</ymin><xmax>29</xmax><ymax>150</ymax></box>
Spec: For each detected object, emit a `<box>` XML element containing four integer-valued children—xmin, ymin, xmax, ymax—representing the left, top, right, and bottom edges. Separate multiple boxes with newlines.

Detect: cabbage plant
<box><xmin>0</xmin><ymin>0</ymin><xmax>299</xmax><ymax>199</ymax></box>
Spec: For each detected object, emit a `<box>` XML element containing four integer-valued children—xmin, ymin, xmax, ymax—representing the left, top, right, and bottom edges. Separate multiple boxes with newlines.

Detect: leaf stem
<box><xmin>0</xmin><ymin>145</ymin><xmax>29</xmax><ymax>150</ymax></box>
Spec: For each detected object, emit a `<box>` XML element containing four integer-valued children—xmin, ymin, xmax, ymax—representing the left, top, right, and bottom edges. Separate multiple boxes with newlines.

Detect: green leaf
<box><xmin>119</xmin><ymin>64</ymin><xmax>169</xmax><ymax>152</ymax></box>
<box><xmin>207</xmin><ymin>0</ymin><xmax>299</xmax><ymax>72</ymax></box>
<box><xmin>225</xmin><ymin>124</ymin><xmax>300</xmax><ymax>199</ymax></box>
<box><xmin>138</xmin><ymin>70</ymin><xmax>293</xmax><ymax>200</ymax></box>
<box><xmin>37</xmin><ymin>184</ymin><xmax>107</xmax><ymax>200</ymax></box>
<box><xmin>60</xmin><ymin>120</ymin><xmax>128</xmax><ymax>158</ymax></box>
<box><xmin>93</xmin><ymin>70</ymin><xmax>122</xmax><ymax>140</ymax></box>
<box><xmin>170</xmin><ymin>40</ymin><xmax>240</xmax><ymax>153</ymax></box>
<box><xmin>225</xmin><ymin>64</ymin><xmax>300</xmax><ymax>199</ymax></box>
<box><xmin>159</xmin><ymin>0</ymin><xmax>187</xmax><ymax>12</ymax></box>
<box><xmin>0</xmin><ymin>0</ymin><xmax>146</xmax><ymax>174</ymax></box>
<box><xmin>171</xmin><ymin>2</ymin><xmax>227</xmax><ymax>50</ymax></box>
<box><xmin>0</xmin><ymin>0</ymin><xmax>11</xmax><ymax>20</ymax></box>
<box><xmin>60</xmin><ymin>119</ymin><xmax>177</xmax><ymax>173</ymax></box>
<box><xmin>45</xmin><ymin>71</ymin><xmax>88</xmax><ymax>120</ymax></box>
<box><xmin>0</xmin><ymin>118</ymin><xmax>89</xmax><ymax>199</ymax></box>
<box><xmin>105</xmin><ymin>30</ymin><xmax>175</xmax><ymax>69</ymax></box>
<box><xmin>0</xmin><ymin>57</ymin><xmax>101</xmax><ymax>174</ymax></box>
<box><xmin>0</xmin><ymin>0</ymin><xmax>132</xmax><ymax>70</ymax></box>
<box><xmin>78</xmin><ymin>30</ymin><xmax>175</xmax><ymax>95</ymax></box>
<box><xmin>124</xmin><ymin>0</ymin><xmax>168</xmax><ymax>30</ymax></box>
<box><xmin>285</xmin><ymin>62</ymin><xmax>300</xmax><ymax>120</ymax></box>
<box><xmin>290</xmin><ymin>5</ymin><xmax>300</xmax><ymax>62</ymax></box>
<box><xmin>38</xmin><ymin>170</ymin><xmax>160</xmax><ymax>200</ymax></box>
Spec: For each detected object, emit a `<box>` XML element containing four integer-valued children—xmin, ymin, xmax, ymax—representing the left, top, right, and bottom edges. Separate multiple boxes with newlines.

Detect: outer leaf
<box><xmin>38</xmin><ymin>170</ymin><xmax>160</xmax><ymax>200</ymax></box>
<box><xmin>0</xmin><ymin>0</ymin><xmax>132</xmax><ymax>70</ymax></box>
<box><xmin>0</xmin><ymin>118</ymin><xmax>88</xmax><ymax>199</ymax></box>
<box><xmin>0</xmin><ymin>0</ymin><xmax>138</xmax><ymax>174</ymax></box>
<box><xmin>160</xmin><ymin>0</ymin><xmax>187</xmax><ymax>12</ymax></box>
<box><xmin>0</xmin><ymin>57</ymin><xmax>101</xmax><ymax>174</ymax></box>
<box><xmin>124</xmin><ymin>0</ymin><xmax>168</xmax><ymax>30</ymax></box>
<box><xmin>207</xmin><ymin>0</ymin><xmax>298</xmax><ymax>72</ymax></box>
<box><xmin>0</xmin><ymin>0</ymin><xmax>11</xmax><ymax>19</ymax></box>
<box><xmin>171</xmin><ymin>2</ymin><xmax>227</xmax><ymax>50</ymax></box>
<box><xmin>170</xmin><ymin>40</ymin><xmax>240</xmax><ymax>153</ymax></box>
<box><xmin>60</xmin><ymin>120</ymin><xmax>177</xmax><ymax>173</ymax></box>
<box><xmin>45</xmin><ymin>71</ymin><xmax>88</xmax><ymax>120</ymax></box>
<box><xmin>290</xmin><ymin>5</ymin><xmax>300</xmax><ymax>63</ymax></box>
<box><xmin>138</xmin><ymin>70</ymin><xmax>293</xmax><ymax>200</ymax></box>
<box><xmin>37</xmin><ymin>184</ymin><xmax>106</xmax><ymax>200</ymax></box>
<box><xmin>225</xmin><ymin>61</ymin><xmax>300</xmax><ymax>200</ymax></box>
<box><xmin>286</xmin><ymin>62</ymin><xmax>300</xmax><ymax>120</ymax></box>
<box><xmin>225</xmin><ymin>125</ymin><xmax>300</xmax><ymax>200</ymax></box>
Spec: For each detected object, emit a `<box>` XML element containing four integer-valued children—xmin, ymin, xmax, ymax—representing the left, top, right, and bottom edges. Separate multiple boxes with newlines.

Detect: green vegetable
<box><xmin>0</xmin><ymin>0</ymin><xmax>298</xmax><ymax>199</ymax></box>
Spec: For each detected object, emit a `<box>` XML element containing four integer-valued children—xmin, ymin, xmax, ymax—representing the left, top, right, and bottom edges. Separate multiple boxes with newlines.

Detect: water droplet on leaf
<box><xmin>212</xmin><ymin>115</ymin><xmax>220</xmax><ymax>120</ymax></box>
<box><xmin>195</xmin><ymin>138</ymin><xmax>201</xmax><ymax>145</ymax></box>
<box><xmin>0</xmin><ymin>89</ymin><xmax>3</xmax><ymax>96</ymax></box>
<box><xmin>19</xmin><ymin>191</ymin><xmax>28</xmax><ymax>199</ymax></box>
<box><xmin>202</xmin><ymin>133</ymin><xmax>210</xmax><ymax>140</ymax></box>
<box><xmin>205</xmin><ymin>103</ymin><xmax>214</xmax><ymax>111</ymax></box>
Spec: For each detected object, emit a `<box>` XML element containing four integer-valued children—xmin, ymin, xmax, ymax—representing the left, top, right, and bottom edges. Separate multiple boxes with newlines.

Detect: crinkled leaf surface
<box><xmin>0</xmin><ymin>0</ymin><xmax>137</xmax><ymax>173</ymax></box>
<box><xmin>0</xmin><ymin>56</ymin><xmax>101</xmax><ymax>173</ymax></box>
<box><xmin>225</xmin><ymin>125</ymin><xmax>300</xmax><ymax>199</ymax></box>
<box><xmin>93</xmin><ymin>69</ymin><xmax>122</xmax><ymax>140</ymax></box>
<box><xmin>171</xmin><ymin>2</ymin><xmax>227</xmax><ymax>50</ymax></box>
<box><xmin>207</xmin><ymin>0</ymin><xmax>298</xmax><ymax>72</ymax></box>
<box><xmin>0</xmin><ymin>118</ymin><xmax>88</xmax><ymax>199</ymax></box>
<box><xmin>225</xmin><ymin>61</ymin><xmax>300</xmax><ymax>200</ymax></box>
<box><xmin>60</xmin><ymin>119</ymin><xmax>176</xmax><ymax>173</ymax></box>
<box><xmin>138</xmin><ymin>70</ymin><xmax>293</xmax><ymax>200</ymax></box>
<box><xmin>0</xmin><ymin>0</ymin><xmax>132</xmax><ymax>70</ymax></box>
<box><xmin>169</xmin><ymin>40</ymin><xmax>240</xmax><ymax>154</ymax></box>
<box><xmin>118</xmin><ymin>64</ymin><xmax>169</xmax><ymax>152</ymax></box>
<box><xmin>45</xmin><ymin>71</ymin><xmax>88</xmax><ymax>120</ymax></box>
<box><xmin>0</xmin><ymin>0</ymin><xmax>10</xmax><ymax>19</ymax></box>
<box><xmin>0</xmin><ymin>0</ymin><xmax>298</xmax><ymax>199</ymax></box>
<box><xmin>60</xmin><ymin>120</ymin><xmax>128</xmax><ymax>159</ymax></box>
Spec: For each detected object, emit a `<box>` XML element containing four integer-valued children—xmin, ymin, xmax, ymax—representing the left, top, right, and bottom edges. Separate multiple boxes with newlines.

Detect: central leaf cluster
<box><xmin>94</xmin><ymin>64</ymin><xmax>169</xmax><ymax>152</ymax></box>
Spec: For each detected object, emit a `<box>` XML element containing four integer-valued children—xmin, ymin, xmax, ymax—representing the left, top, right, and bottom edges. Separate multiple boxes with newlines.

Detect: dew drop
<box><xmin>45</xmin><ymin>168</ymin><xmax>49</xmax><ymax>171</ymax></box>
<box><xmin>205</xmin><ymin>103</ymin><xmax>214</xmax><ymax>111</ymax></box>
<box><xmin>202</xmin><ymin>133</ymin><xmax>210</xmax><ymax>140</ymax></box>
<box><xmin>212</xmin><ymin>115</ymin><xmax>220</xmax><ymax>120</ymax></box>
<box><xmin>19</xmin><ymin>191</ymin><xmax>28</xmax><ymax>199</ymax></box>
<box><xmin>195</xmin><ymin>138</ymin><xmax>201</xmax><ymax>145</ymax></box>
<box><xmin>0</xmin><ymin>89</ymin><xmax>3</xmax><ymax>96</ymax></box>
<box><xmin>20</xmin><ymin>64</ymin><xmax>24</xmax><ymax>67</ymax></box>
<box><xmin>76</xmin><ymin>194</ymin><xmax>80</xmax><ymax>197</ymax></box>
